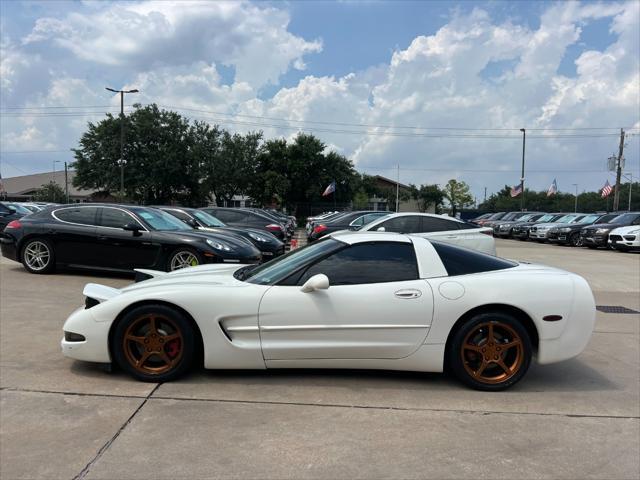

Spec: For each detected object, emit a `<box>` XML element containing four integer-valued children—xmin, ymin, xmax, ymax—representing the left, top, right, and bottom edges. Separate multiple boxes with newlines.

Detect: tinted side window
<box><xmin>298</xmin><ymin>242</ymin><xmax>418</xmax><ymax>285</ymax></box>
<box><xmin>380</xmin><ymin>216</ymin><xmax>421</xmax><ymax>233</ymax></box>
<box><xmin>0</xmin><ymin>204</ymin><xmax>11</xmax><ymax>215</ymax></box>
<box><xmin>166</xmin><ymin>210</ymin><xmax>191</xmax><ymax>222</ymax></box>
<box><xmin>54</xmin><ymin>207</ymin><xmax>98</xmax><ymax>226</ymax></box>
<box><xmin>99</xmin><ymin>208</ymin><xmax>141</xmax><ymax>229</ymax></box>
<box><xmin>421</xmin><ymin>217</ymin><xmax>461</xmax><ymax>232</ymax></box>
<box><xmin>215</xmin><ymin>210</ymin><xmax>246</xmax><ymax>223</ymax></box>
<box><xmin>432</xmin><ymin>241</ymin><xmax>516</xmax><ymax>276</ymax></box>
<box><xmin>456</xmin><ymin>222</ymin><xmax>479</xmax><ymax>230</ymax></box>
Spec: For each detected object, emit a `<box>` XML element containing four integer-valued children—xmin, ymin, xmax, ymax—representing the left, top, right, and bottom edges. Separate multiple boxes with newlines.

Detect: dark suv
<box><xmin>579</xmin><ymin>212</ymin><xmax>640</xmax><ymax>248</ymax></box>
<box><xmin>202</xmin><ymin>207</ymin><xmax>287</xmax><ymax>241</ymax></box>
<box><xmin>547</xmin><ymin>213</ymin><xmax>618</xmax><ymax>246</ymax></box>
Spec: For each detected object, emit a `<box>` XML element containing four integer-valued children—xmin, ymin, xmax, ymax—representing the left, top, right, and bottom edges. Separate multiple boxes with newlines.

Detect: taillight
<box><xmin>266</xmin><ymin>224</ymin><xmax>283</xmax><ymax>232</ymax></box>
<box><xmin>313</xmin><ymin>224</ymin><xmax>327</xmax><ymax>234</ymax></box>
<box><xmin>5</xmin><ymin>220</ymin><xmax>22</xmax><ymax>229</ymax></box>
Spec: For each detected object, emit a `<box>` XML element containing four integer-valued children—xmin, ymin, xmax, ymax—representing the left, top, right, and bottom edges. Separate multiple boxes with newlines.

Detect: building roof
<box><xmin>373</xmin><ymin>175</ymin><xmax>412</xmax><ymax>190</ymax></box>
<box><xmin>1</xmin><ymin>170</ymin><xmax>96</xmax><ymax>197</ymax></box>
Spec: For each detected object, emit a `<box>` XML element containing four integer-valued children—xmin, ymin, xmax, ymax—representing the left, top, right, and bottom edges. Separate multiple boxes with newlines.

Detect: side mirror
<box><xmin>123</xmin><ymin>223</ymin><xmax>142</xmax><ymax>235</ymax></box>
<box><xmin>300</xmin><ymin>274</ymin><xmax>330</xmax><ymax>293</ymax></box>
<box><xmin>376</xmin><ymin>226</ymin><xmax>386</xmax><ymax>232</ymax></box>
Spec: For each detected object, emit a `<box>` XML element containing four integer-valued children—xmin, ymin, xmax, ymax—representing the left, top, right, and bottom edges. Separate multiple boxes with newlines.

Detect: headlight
<box><xmin>559</xmin><ymin>227</ymin><xmax>572</xmax><ymax>232</ymax></box>
<box><xmin>206</xmin><ymin>239</ymin><xmax>232</xmax><ymax>251</ymax></box>
<box><xmin>628</xmin><ymin>229</ymin><xmax>640</xmax><ymax>235</ymax></box>
<box><xmin>248</xmin><ymin>232</ymin><xmax>268</xmax><ymax>242</ymax></box>
<box><xmin>596</xmin><ymin>228</ymin><xmax>610</xmax><ymax>234</ymax></box>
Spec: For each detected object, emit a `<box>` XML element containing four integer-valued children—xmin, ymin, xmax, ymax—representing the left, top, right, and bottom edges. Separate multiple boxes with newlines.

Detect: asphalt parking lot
<box><xmin>1</xmin><ymin>237</ymin><xmax>639</xmax><ymax>480</ymax></box>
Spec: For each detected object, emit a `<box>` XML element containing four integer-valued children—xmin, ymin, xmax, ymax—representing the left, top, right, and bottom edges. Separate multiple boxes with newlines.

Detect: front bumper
<box><xmin>61</xmin><ymin>306</ymin><xmax>112</xmax><ymax>363</ymax></box>
<box><xmin>608</xmin><ymin>234</ymin><xmax>640</xmax><ymax>249</ymax></box>
<box><xmin>580</xmin><ymin>233</ymin><xmax>609</xmax><ymax>247</ymax></box>
<box><xmin>529</xmin><ymin>230</ymin><xmax>550</xmax><ymax>239</ymax></box>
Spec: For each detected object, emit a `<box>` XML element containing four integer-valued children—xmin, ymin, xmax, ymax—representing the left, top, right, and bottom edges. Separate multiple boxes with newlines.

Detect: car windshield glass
<box><xmin>518</xmin><ymin>214</ymin><xmax>535</xmax><ymax>221</ymax></box>
<box><xmin>535</xmin><ymin>214</ymin><xmax>554</xmax><ymax>222</ymax></box>
<box><xmin>7</xmin><ymin>203</ymin><xmax>32</xmax><ymax>214</ymax></box>
<box><xmin>239</xmin><ymin>238</ymin><xmax>343</xmax><ymax>285</ymax></box>
<box><xmin>556</xmin><ymin>214</ymin><xmax>580</xmax><ymax>223</ymax></box>
<box><xmin>132</xmin><ymin>208</ymin><xmax>193</xmax><ymax>231</ymax></box>
<box><xmin>577</xmin><ymin>214</ymin><xmax>600</xmax><ymax>224</ymax></box>
<box><xmin>192</xmin><ymin>210</ymin><xmax>226</xmax><ymax>227</ymax></box>
<box><xmin>489</xmin><ymin>213</ymin><xmax>505</xmax><ymax>220</ymax></box>
<box><xmin>610</xmin><ymin>213</ymin><xmax>639</xmax><ymax>224</ymax></box>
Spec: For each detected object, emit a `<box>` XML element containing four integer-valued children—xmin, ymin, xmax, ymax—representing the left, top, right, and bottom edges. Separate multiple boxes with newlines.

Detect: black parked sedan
<box><xmin>547</xmin><ymin>213</ymin><xmax>618</xmax><ymax>246</ymax></box>
<box><xmin>201</xmin><ymin>207</ymin><xmax>287</xmax><ymax>241</ymax></box>
<box><xmin>159</xmin><ymin>206</ymin><xmax>285</xmax><ymax>259</ymax></box>
<box><xmin>579</xmin><ymin>212</ymin><xmax>640</xmax><ymax>249</ymax></box>
<box><xmin>0</xmin><ymin>204</ymin><xmax>262</xmax><ymax>274</ymax></box>
<box><xmin>308</xmin><ymin>211</ymin><xmax>389</xmax><ymax>241</ymax></box>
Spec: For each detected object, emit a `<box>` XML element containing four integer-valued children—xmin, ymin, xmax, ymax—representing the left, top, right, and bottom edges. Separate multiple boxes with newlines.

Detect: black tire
<box><xmin>20</xmin><ymin>238</ymin><xmax>55</xmax><ymax>274</ymax></box>
<box><xmin>166</xmin><ymin>248</ymin><xmax>203</xmax><ymax>272</ymax></box>
<box><xmin>569</xmin><ymin>232</ymin><xmax>582</xmax><ymax>247</ymax></box>
<box><xmin>112</xmin><ymin>304</ymin><xmax>196</xmax><ymax>382</ymax></box>
<box><xmin>448</xmin><ymin>312</ymin><xmax>532</xmax><ymax>391</ymax></box>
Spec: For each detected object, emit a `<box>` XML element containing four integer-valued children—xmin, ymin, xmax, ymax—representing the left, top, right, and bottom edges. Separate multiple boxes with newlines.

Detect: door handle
<box><xmin>394</xmin><ymin>289</ymin><xmax>422</xmax><ymax>299</ymax></box>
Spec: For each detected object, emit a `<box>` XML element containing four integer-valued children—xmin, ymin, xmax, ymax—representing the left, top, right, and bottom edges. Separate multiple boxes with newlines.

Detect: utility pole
<box><xmin>105</xmin><ymin>87</ymin><xmax>139</xmax><ymax>202</ymax></box>
<box><xmin>395</xmin><ymin>164</ymin><xmax>400</xmax><ymax>212</ymax></box>
<box><xmin>613</xmin><ymin>128</ymin><xmax>625</xmax><ymax>211</ymax></box>
<box><xmin>519</xmin><ymin>128</ymin><xmax>526</xmax><ymax>211</ymax></box>
<box><xmin>64</xmin><ymin>162</ymin><xmax>69</xmax><ymax>204</ymax></box>
<box><xmin>572</xmin><ymin>183</ymin><xmax>578</xmax><ymax>212</ymax></box>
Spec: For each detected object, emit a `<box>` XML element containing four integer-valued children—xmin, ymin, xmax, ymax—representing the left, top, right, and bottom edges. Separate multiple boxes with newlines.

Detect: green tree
<box><xmin>72</xmin><ymin>104</ymin><xmax>197</xmax><ymax>204</ymax></box>
<box><xmin>414</xmin><ymin>184</ymin><xmax>444</xmax><ymax>213</ymax></box>
<box><xmin>33</xmin><ymin>181</ymin><xmax>66</xmax><ymax>203</ymax></box>
<box><xmin>443</xmin><ymin>179</ymin><xmax>473</xmax><ymax>216</ymax></box>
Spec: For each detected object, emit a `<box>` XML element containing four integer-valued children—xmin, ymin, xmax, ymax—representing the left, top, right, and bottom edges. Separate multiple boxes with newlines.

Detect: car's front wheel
<box><xmin>112</xmin><ymin>305</ymin><xmax>196</xmax><ymax>382</ymax></box>
<box><xmin>449</xmin><ymin>312</ymin><xmax>532</xmax><ymax>391</ymax></box>
<box><xmin>21</xmin><ymin>238</ymin><xmax>55</xmax><ymax>274</ymax></box>
<box><xmin>569</xmin><ymin>232</ymin><xmax>582</xmax><ymax>247</ymax></box>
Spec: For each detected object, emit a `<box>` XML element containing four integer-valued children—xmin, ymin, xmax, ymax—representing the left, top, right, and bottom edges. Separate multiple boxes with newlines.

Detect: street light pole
<box><xmin>572</xmin><ymin>183</ymin><xmax>578</xmax><ymax>212</ymax></box>
<box><xmin>105</xmin><ymin>87</ymin><xmax>139</xmax><ymax>201</ymax></box>
<box><xmin>519</xmin><ymin>128</ymin><xmax>526</xmax><ymax>211</ymax></box>
<box><xmin>52</xmin><ymin>160</ymin><xmax>61</xmax><ymax>203</ymax></box>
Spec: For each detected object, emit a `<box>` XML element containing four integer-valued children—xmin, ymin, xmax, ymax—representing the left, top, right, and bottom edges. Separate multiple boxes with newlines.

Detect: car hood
<box><xmin>609</xmin><ymin>225</ymin><xmax>640</xmax><ymax>235</ymax></box>
<box><xmin>584</xmin><ymin>222</ymin><xmax>624</xmax><ymax>230</ymax></box>
<box><xmin>126</xmin><ymin>263</ymin><xmax>245</xmax><ymax>291</ymax></box>
<box><xmin>156</xmin><ymin>229</ymin><xmax>259</xmax><ymax>253</ymax></box>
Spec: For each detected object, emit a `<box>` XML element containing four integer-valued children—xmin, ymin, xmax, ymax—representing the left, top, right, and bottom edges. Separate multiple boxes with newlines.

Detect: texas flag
<box><xmin>322</xmin><ymin>181</ymin><xmax>336</xmax><ymax>197</ymax></box>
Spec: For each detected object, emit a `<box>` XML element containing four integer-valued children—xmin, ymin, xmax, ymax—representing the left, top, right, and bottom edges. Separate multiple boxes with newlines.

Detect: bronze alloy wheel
<box><xmin>122</xmin><ymin>314</ymin><xmax>184</xmax><ymax>375</ymax></box>
<box><xmin>461</xmin><ymin>321</ymin><xmax>524</xmax><ymax>385</ymax></box>
<box><xmin>449</xmin><ymin>312</ymin><xmax>532</xmax><ymax>390</ymax></box>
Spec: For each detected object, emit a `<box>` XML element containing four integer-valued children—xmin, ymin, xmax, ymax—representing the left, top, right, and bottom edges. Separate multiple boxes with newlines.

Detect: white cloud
<box><xmin>23</xmin><ymin>0</ymin><xmax>322</xmax><ymax>88</ymax></box>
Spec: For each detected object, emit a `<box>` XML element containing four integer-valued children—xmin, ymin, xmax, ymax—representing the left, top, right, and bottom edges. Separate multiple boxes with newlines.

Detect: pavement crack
<box><xmin>149</xmin><ymin>394</ymin><xmax>640</xmax><ymax>420</ymax></box>
<box><xmin>71</xmin><ymin>383</ymin><xmax>162</xmax><ymax>480</ymax></box>
<box><xmin>0</xmin><ymin>386</ymin><xmax>147</xmax><ymax>400</ymax></box>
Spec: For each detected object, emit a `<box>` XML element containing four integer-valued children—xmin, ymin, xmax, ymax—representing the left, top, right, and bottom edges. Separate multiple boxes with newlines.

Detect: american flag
<box><xmin>510</xmin><ymin>184</ymin><xmax>522</xmax><ymax>197</ymax></box>
<box><xmin>601</xmin><ymin>180</ymin><xmax>612</xmax><ymax>198</ymax></box>
<box><xmin>547</xmin><ymin>178</ymin><xmax>558</xmax><ymax>197</ymax></box>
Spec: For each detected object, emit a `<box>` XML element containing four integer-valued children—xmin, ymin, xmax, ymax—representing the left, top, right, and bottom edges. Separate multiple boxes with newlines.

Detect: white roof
<box><xmin>329</xmin><ymin>230</ymin><xmax>411</xmax><ymax>244</ymax></box>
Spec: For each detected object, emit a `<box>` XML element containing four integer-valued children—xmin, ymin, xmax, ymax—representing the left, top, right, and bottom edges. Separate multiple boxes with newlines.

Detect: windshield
<box><xmin>577</xmin><ymin>214</ymin><xmax>600</xmax><ymax>224</ymax></box>
<box><xmin>535</xmin><ymin>214</ymin><xmax>554</xmax><ymax>222</ymax></box>
<box><xmin>610</xmin><ymin>213</ymin><xmax>640</xmax><ymax>224</ymax></box>
<box><xmin>192</xmin><ymin>210</ymin><xmax>226</xmax><ymax>227</ymax></box>
<box><xmin>488</xmin><ymin>212</ymin><xmax>506</xmax><ymax>220</ymax></box>
<box><xmin>517</xmin><ymin>213</ymin><xmax>536</xmax><ymax>222</ymax></box>
<box><xmin>239</xmin><ymin>238</ymin><xmax>343</xmax><ymax>285</ymax></box>
<box><xmin>132</xmin><ymin>208</ymin><xmax>193</xmax><ymax>231</ymax></box>
<box><xmin>7</xmin><ymin>203</ymin><xmax>32</xmax><ymax>214</ymax></box>
<box><xmin>555</xmin><ymin>214</ymin><xmax>581</xmax><ymax>223</ymax></box>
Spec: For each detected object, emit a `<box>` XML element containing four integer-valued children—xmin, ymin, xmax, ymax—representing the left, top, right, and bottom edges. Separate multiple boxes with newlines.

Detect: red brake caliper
<box><xmin>166</xmin><ymin>339</ymin><xmax>180</xmax><ymax>358</ymax></box>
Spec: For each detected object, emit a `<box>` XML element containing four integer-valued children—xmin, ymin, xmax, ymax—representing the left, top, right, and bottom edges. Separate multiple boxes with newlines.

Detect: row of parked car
<box><xmin>0</xmin><ymin>201</ymin><xmax>296</xmax><ymax>274</ymax></box>
<box><xmin>471</xmin><ymin>210</ymin><xmax>640</xmax><ymax>252</ymax></box>
<box><xmin>305</xmin><ymin>210</ymin><xmax>498</xmax><ymax>255</ymax></box>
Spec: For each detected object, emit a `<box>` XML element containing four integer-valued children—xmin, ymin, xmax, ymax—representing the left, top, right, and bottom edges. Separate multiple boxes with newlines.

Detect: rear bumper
<box><xmin>0</xmin><ymin>238</ymin><xmax>18</xmax><ymax>262</ymax></box>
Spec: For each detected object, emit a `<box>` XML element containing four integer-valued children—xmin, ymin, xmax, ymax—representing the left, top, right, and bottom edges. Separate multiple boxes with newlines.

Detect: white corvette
<box><xmin>62</xmin><ymin>232</ymin><xmax>595</xmax><ymax>390</ymax></box>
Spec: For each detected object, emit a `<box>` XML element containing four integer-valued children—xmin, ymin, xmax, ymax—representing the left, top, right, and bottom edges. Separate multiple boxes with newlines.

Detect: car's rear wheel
<box><xmin>112</xmin><ymin>305</ymin><xmax>196</xmax><ymax>382</ymax></box>
<box><xmin>21</xmin><ymin>238</ymin><xmax>55</xmax><ymax>274</ymax></box>
<box><xmin>167</xmin><ymin>248</ymin><xmax>202</xmax><ymax>271</ymax></box>
<box><xmin>569</xmin><ymin>232</ymin><xmax>582</xmax><ymax>247</ymax></box>
<box><xmin>449</xmin><ymin>312</ymin><xmax>532</xmax><ymax>391</ymax></box>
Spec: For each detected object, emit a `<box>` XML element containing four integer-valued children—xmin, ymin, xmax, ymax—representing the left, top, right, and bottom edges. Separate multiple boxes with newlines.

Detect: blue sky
<box><xmin>1</xmin><ymin>0</ymin><xmax>638</xmax><ymax>200</ymax></box>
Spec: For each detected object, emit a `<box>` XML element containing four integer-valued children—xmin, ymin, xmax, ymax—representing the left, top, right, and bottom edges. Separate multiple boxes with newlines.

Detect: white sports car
<box><xmin>61</xmin><ymin>232</ymin><xmax>596</xmax><ymax>391</ymax></box>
